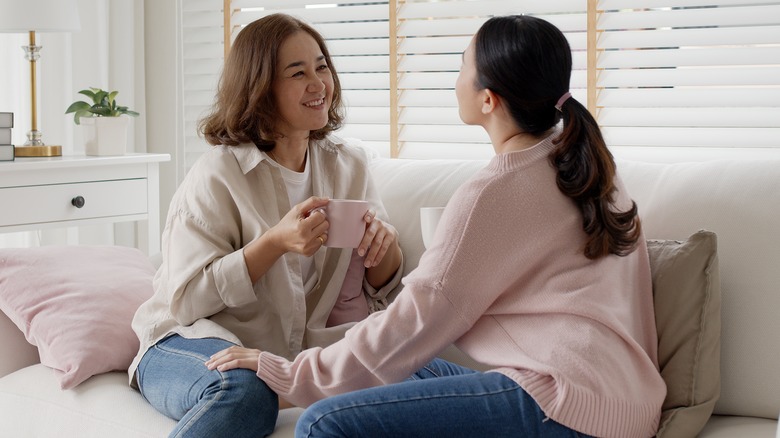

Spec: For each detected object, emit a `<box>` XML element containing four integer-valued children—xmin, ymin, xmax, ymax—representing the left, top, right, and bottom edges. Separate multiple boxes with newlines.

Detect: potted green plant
<box><xmin>65</xmin><ymin>87</ymin><xmax>139</xmax><ymax>156</ymax></box>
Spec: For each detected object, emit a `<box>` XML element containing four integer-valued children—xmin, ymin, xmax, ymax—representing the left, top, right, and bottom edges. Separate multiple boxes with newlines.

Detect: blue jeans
<box><xmin>295</xmin><ymin>358</ymin><xmax>592</xmax><ymax>438</ymax></box>
<box><xmin>136</xmin><ymin>335</ymin><xmax>278</xmax><ymax>437</ymax></box>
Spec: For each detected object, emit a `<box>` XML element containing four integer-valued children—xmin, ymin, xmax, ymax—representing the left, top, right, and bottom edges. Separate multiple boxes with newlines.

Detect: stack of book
<box><xmin>0</xmin><ymin>112</ymin><xmax>13</xmax><ymax>161</ymax></box>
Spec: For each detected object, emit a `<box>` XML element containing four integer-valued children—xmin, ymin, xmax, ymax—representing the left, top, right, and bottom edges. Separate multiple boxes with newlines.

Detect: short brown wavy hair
<box><xmin>199</xmin><ymin>13</ymin><xmax>344</xmax><ymax>149</ymax></box>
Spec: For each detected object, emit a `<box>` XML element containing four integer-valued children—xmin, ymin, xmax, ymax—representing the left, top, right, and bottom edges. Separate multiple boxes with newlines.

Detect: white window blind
<box><xmin>396</xmin><ymin>0</ymin><xmax>586</xmax><ymax>159</ymax></box>
<box><xmin>595</xmin><ymin>0</ymin><xmax>780</xmax><ymax>154</ymax></box>
<box><xmin>231</xmin><ymin>0</ymin><xmax>393</xmax><ymax>158</ymax></box>
<box><xmin>178</xmin><ymin>1</ymin><xmax>780</xmax><ymax>177</ymax></box>
<box><xmin>179</xmin><ymin>1</ymin><xmax>585</xmax><ymax>169</ymax></box>
<box><xmin>181</xmin><ymin>0</ymin><xmax>224</xmax><ymax>172</ymax></box>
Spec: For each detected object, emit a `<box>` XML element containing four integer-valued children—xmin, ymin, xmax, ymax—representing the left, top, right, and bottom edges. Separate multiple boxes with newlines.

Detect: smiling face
<box><xmin>272</xmin><ymin>31</ymin><xmax>334</xmax><ymax>139</ymax></box>
<box><xmin>455</xmin><ymin>39</ymin><xmax>485</xmax><ymax>126</ymax></box>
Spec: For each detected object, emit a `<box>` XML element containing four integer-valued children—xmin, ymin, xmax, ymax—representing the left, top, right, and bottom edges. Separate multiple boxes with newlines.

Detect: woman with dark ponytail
<box><xmin>209</xmin><ymin>15</ymin><xmax>665</xmax><ymax>438</ymax></box>
<box><xmin>472</xmin><ymin>15</ymin><xmax>641</xmax><ymax>259</ymax></box>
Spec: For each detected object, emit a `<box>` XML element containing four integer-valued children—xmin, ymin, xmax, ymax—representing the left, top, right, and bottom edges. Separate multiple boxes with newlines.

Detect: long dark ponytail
<box><xmin>474</xmin><ymin>15</ymin><xmax>641</xmax><ymax>259</ymax></box>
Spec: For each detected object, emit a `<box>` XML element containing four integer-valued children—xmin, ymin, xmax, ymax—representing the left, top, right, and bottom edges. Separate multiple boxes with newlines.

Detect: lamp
<box><xmin>0</xmin><ymin>0</ymin><xmax>80</xmax><ymax>157</ymax></box>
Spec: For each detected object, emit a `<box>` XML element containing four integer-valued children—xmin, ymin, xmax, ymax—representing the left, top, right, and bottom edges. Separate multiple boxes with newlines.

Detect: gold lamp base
<box><xmin>15</xmin><ymin>32</ymin><xmax>63</xmax><ymax>159</ymax></box>
<box><xmin>14</xmin><ymin>145</ymin><xmax>62</xmax><ymax>157</ymax></box>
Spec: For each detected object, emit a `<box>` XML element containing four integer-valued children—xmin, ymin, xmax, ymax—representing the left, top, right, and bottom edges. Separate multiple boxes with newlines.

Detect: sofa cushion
<box><xmin>0</xmin><ymin>365</ymin><xmax>303</xmax><ymax>438</ymax></box>
<box><xmin>617</xmin><ymin>158</ymin><xmax>780</xmax><ymax>420</ymax></box>
<box><xmin>649</xmin><ymin>231</ymin><xmax>720</xmax><ymax>438</ymax></box>
<box><xmin>0</xmin><ymin>365</ymin><xmax>174</xmax><ymax>437</ymax></box>
<box><xmin>699</xmin><ymin>415</ymin><xmax>779</xmax><ymax>438</ymax></box>
<box><xmin>369</xmin><ymin>157</ymin><xmax>486</xmax><ymax>298</ymax></box>
<box><xmin>0</xmin><ymin>303</ymin><xmax>38</xmax><ymax>378</ymax></box>
<box><xmin>0</xmin><ymin>246</ymin><xmax>155</xmax><ymax>389</ymax></box>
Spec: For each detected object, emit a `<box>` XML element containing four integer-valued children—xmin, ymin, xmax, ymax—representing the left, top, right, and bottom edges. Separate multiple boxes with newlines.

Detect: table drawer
<box><xmin>0</xmin><ymin>179</ymin><xmax>148</xmax><ymax>227</ymax></box>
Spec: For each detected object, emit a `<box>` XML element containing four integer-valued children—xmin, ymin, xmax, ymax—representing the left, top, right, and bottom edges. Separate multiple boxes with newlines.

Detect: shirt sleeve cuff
<box><xmin>213</xmin><ymin>249</ymin><xmax>256</xmax><ymax>307</ymax></box>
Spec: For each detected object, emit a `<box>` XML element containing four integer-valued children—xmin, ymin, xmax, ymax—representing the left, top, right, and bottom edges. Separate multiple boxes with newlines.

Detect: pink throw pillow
<box><xmin>0</xmin><ymin>245</ymin><xmax>155</xmax><ymax>389</ymax></box>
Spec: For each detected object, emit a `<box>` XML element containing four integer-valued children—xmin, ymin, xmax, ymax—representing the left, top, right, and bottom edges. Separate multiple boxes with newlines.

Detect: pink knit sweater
<box><xmin>257</xmin><ymin>134</ymin><xmax>666</xmax><ymax>438</ymax></box>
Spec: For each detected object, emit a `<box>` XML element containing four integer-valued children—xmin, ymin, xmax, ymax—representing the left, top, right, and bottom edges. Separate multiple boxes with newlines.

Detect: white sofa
<box><xmin>1</xmin><ymin>149</ymin><xmax>779</xmax><ymax>437</ymax></box>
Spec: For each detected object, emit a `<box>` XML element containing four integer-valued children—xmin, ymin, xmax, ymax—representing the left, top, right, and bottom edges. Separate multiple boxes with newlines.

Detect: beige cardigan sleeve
<box><xmin>157</xmin><ymin>155</ymin><xmax>259</xmax><ymax>326</ymax></box>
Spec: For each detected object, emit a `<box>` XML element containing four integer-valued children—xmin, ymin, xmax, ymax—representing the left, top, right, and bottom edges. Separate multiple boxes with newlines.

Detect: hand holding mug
<box><xmin>269</xmin><ymin>196</ymin><xmax>329</xmax><ymax>257</ymax></box>
<box><xmin>359</xmin><ymin>210</ymin><xmax>399</xmax><ymax>269</ymax></box>
<box><xmin>317</xmin><ymin>199</ymin><xmax>398</xmax><ymax>268</ymax></box>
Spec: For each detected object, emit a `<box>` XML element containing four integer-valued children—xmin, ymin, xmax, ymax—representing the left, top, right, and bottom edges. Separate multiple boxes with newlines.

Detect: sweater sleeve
<box><xmin>257</xmin><ymin>281</ymin><xmax>471</xmax><ymax>407</ymax></box>
<box><xmin>347</xmin><ymin>173</ymin><xmax>535</xmax><ymax>382</ymax></box>
<box><xmin>257</xmin><ymin>345</ymin><xmax>381</xmax><ymax>407</ymax></box>
<box><xmin>255</xmin><ymin>171</ymin><xmax>524</xmax><ymax>405</ymax></box>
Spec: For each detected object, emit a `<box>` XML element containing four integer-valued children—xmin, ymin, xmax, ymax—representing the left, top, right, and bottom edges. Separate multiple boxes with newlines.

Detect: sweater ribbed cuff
<box><xmin>501</xmin><ymin>368</ymin><xmax>661</xmax><ymax>438</ymax></box>
<box><xmin>256</xmin><ymin>352</ymin><xmax>295</xmax><ymax>395</ymax></box>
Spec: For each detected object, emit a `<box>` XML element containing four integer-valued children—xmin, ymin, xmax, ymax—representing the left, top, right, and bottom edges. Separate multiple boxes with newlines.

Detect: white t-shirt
<box><xmin>262</xmin><ymin>150</ymin><xmax>318</xmax><ymax>294</ymax></box>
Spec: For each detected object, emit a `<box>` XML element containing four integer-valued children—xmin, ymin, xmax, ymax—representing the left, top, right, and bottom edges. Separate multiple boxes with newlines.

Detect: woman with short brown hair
<box><xmin>200</xmin><ymin>13</ymin><xmax>343</xmax><ymax>147</ymax></box>
<box><xmin>129</xmin><ymin>13</ymin><xmax>402</xmax><ymax>437</ymax></box>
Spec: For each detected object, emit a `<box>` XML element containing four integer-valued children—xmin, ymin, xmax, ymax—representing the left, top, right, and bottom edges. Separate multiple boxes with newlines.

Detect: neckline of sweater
<box><xmin>487</xmin><ymin>129</ymin><xmax>560</xmax><ymax>172</ymax></box>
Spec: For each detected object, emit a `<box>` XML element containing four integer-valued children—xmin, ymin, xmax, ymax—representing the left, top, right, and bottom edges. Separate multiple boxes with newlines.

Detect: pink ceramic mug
<box><xmin>322</xmin><ymin>199</ymin><xmax>369</xmax><ymax>248</ymax></box>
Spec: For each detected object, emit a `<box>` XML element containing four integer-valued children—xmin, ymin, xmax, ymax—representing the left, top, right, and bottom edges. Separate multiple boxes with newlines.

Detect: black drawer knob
<box><xmin>71</xmin><ymin>196</ymin><xmax>85</xmax><ymax>208</ymax></box>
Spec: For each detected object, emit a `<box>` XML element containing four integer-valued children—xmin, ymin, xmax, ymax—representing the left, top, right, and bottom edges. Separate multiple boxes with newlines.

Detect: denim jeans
<box><xmin>136</xmin><ymin>335</ymin><xmax>278</xmax><ymax>438</ymax></box>
<box><xmin>295</xmin><ymin>358</ymin><xmax>592</xmax><ymax>438</ymax></box>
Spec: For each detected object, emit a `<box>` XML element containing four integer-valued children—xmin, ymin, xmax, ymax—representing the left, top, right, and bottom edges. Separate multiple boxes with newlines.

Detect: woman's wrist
<box><xmin>260</xmin><ymin>226</ymin><xmax>287</xmax><ymax>256</ymax></box>
<box><xmin>244</xmin><ymin>230</ymin><xmax>288</xmax><ymax>283</ymax></box>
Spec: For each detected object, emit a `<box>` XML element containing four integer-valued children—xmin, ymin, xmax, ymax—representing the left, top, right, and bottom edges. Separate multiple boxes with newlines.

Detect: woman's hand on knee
<box><xmin>205</xmin><ymin>346</ymin><xmax>261</xmax><ymax>372</ymax></box>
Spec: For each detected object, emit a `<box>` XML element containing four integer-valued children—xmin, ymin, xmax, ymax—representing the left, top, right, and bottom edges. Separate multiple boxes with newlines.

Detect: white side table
<box><xmin>0</xmin><ymin>153</ymin><xmax>170</xmax><ymax>254</ymax></box>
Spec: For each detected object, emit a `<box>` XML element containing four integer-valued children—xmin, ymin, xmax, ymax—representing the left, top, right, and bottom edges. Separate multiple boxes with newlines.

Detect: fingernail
<box><xmin>358</xmin><ymin>249</ymin><xmax>365</xmax><ymax>256</ymax></box>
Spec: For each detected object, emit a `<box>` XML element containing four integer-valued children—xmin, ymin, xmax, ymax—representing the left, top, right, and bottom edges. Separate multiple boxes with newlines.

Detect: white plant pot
<box><xmin>81</xmin><ymin>117</ymin><xmax>129</xmax><ymax>156</ymax></box>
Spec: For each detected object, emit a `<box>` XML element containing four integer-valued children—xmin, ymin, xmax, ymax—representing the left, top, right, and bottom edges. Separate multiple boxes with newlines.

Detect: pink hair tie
<box><xmin>555</xmin><ymin>91</ymin><xmax>571</xmax><ymax>112</ymax></box>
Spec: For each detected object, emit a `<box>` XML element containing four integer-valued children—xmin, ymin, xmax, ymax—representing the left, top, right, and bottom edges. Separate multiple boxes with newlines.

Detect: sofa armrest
<box><xmin>0</xmin><ymin>308</ymin><xmax>39</xmax><ymax>378</ymax></box>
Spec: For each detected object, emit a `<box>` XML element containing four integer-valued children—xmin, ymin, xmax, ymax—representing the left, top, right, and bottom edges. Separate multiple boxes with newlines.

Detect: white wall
<box><xmin>143</xmin><ymin>0</ymin><xmax>180</xmax><ymax>231</ymax></box>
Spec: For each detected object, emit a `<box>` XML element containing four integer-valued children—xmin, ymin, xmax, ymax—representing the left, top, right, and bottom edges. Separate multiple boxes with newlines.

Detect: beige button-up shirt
<box><xmin>128</xmin><ymin>135</ymin><xmax>402</xmax><ymax>386</ymax></box>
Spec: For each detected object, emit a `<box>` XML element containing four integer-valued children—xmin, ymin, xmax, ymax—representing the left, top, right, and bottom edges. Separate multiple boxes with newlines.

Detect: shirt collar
<box><xmin>228</xmin><ymin>133</ymin><xmax>345</xmax><ymax>175</ymax></box>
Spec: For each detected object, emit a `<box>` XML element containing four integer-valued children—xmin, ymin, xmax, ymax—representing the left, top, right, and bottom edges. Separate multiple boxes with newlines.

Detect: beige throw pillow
<box><xmin>649</xmin><ymin>231</ymin><xmax>721</xmax><ymax>438</ymax></box>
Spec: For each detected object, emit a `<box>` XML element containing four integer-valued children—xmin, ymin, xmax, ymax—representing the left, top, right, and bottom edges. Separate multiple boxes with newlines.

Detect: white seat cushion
<box><xmin>699</xmin><ymin>415</ymin><xmax>777</xmax><ymax>438</ymax></box>
<box><xmin>617</xmin><ymin>158</ymin><xmax>780</xmax><ymax>420</ymax></box>
<box><xmin>0</xmin><ymin>365</ymin><xmax>302</xmax><ymax>437</ymax></box>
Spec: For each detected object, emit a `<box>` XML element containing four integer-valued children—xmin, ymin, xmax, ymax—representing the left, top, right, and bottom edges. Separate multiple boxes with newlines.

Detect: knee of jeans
<box><xmin>213</xmin><ymin>368</ymin><xmax>277</xmax><ymax>403</ymax></box>
<box><xmin>295</xmin><ymin>405</ymin><xmax>321</xmax><ymax>438</ymax></box>
<box><xmin>295</xmin><ymin>397</ymin><xmax>343</xmax><ymax>438</ymax></box>
<box><xmin>205</xmin><ymin>369</ymin><xmax>279</xmax><ymax>433</ymax></box>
